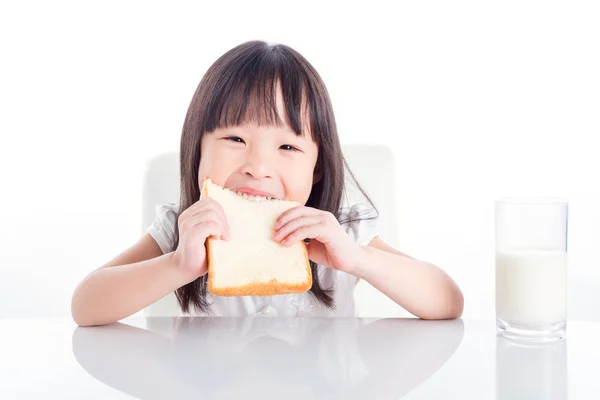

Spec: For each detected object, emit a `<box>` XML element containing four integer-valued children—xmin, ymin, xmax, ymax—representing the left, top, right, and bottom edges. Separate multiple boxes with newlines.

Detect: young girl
<box><xmin>71</xmin><ymin>40</ymin><xmax>464</xmax><ymax>326</ymax></box>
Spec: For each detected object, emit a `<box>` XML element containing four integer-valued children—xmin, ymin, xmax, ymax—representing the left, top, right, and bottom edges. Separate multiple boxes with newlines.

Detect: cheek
<box><xmin>286</xmin><ymin>160</ymin><xmax>317</xmax><ymax>204</ymax></box>
<box><xmin>198</xmin><ymin>147</ymin><xmax>233</xmax><ymax>185</ymax></box>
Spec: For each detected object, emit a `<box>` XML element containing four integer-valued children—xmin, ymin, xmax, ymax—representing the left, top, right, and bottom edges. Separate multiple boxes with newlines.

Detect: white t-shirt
<box><xmin>147</xmin><ymin>202</ymin><xmax>379</xmax><ymax>317</ymax></box>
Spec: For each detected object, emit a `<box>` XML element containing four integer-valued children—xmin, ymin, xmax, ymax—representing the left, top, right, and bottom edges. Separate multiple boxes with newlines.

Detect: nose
<box><xmin>240</xmin><ymin>147</ymin><xmax>274</xmax><ymax>179</ymax></box>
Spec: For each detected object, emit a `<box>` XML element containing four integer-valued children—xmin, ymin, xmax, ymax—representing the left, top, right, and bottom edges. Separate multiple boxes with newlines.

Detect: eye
<box><xmin>280</xmin><ymin>144</ymin><xmax>299</xmax><ymax>151</ymax></box>
<box><xmin>225</xmin><ymin>136</ymin><xmax>245</xmax><ymax>144</ymax></box>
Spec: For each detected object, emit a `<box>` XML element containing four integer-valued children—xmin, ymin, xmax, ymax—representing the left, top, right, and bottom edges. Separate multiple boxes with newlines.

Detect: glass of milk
<box><xmin>495</xmin><ymin>198</ymin><xmax>568</xmax><ymax>342</ymax></box>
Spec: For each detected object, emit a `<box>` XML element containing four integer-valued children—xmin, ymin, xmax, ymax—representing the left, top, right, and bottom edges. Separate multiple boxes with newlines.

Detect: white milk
<box><xmin>496</xmin><ymin>250</ymin><xmax>567</xmax><ymax>326</ymax></box>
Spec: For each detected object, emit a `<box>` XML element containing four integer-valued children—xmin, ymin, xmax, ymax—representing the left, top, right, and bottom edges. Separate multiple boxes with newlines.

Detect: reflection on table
<box><xmin>496</xmin><ymin>336</ymin><xmax>568</xmax><ymax>400</ymax></box>
<box><xmin>72</xmin><ymin>317</ymin><xmax>465</xmax><ymax>399</ymax></box>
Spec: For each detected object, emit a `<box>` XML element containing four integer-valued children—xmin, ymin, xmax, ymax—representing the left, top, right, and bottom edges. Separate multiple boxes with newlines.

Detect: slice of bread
<box><xmin>201</xmin><ymin>177</ymin><xmax>312</xmax><ymax>296</ymax></box>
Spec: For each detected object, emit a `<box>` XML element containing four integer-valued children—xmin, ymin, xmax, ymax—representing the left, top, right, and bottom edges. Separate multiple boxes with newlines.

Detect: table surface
<box><xmin>1</xmin><ymin>317</ymin><xmax>599</xmax><ymax>399</ymax></box>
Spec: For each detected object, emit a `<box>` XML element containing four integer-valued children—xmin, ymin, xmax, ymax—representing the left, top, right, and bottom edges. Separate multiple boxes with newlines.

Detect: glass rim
<box><xmin>496</xmin><ymin>197</ymin><xmax>568</xmax><ymax>205</ymax></box>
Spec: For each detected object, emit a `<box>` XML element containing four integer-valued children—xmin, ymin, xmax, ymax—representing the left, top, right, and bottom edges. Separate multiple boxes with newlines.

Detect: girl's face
<box><xmin>198</xmin><ymin>90</ymin><xmax>319</xmax><ymax>204</ymax></box>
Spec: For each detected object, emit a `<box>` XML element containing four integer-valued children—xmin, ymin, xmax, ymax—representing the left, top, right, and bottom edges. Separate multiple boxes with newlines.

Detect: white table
<box><xmin>1</xmin><ymin>318</ymin><xmax>599</xmax><ymax>399</ymax></box>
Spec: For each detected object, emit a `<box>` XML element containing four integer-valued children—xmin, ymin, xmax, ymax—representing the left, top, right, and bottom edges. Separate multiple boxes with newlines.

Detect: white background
<box><xmin>1</xmin><ymin>0</ymin><xmax>599</xmax><ymax>320</ymax></box>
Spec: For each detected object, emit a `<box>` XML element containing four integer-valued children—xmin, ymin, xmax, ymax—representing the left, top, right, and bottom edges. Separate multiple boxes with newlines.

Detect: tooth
<box><xmin>233</xmin><ymin>191</ymin><xmax>278</xmax><ymax>201</ymax></box>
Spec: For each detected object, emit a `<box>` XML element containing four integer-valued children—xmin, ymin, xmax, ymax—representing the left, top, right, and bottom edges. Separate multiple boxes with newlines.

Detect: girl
<box><xmin>71</xmin><ymin>41</ymin><xmax>463</xmax><ymax>326</ymax></box>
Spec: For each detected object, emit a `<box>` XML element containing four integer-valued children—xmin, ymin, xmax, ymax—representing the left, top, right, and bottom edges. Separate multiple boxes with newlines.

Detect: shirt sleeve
<box><xmin>340</xmin><ymin>202</ymin><xmax>380</xmax><ymax>246</ymax></box>
<box><xmin>146</xmin><ymin>203</ymin><xmax>179</xmax><ymax>254</ymax></box>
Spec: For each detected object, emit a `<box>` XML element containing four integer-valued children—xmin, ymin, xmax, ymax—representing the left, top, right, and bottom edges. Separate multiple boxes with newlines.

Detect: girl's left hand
<box><xmin>273</xmin><ymin>206</ymin><xmax>362</xmax><ymax>274</ymax></box>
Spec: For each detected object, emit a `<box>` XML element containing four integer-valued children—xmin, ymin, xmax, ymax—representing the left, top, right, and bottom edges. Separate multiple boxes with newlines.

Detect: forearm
<box><xmin>71</xmin><ymin>253</ymin><xmax>193</xmax><ymax>327</ymax></box>
<box><xmin>353</xmin><ymin>246</ymin><xmax>464</xmax><ymax>319</ymax></box>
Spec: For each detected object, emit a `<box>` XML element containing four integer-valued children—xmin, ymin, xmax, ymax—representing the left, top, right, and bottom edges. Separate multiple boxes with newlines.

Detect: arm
<box><xmin>71</xmin><ymin>234</ymin><xmax>194</xmax><ymax>327</ymax></box>
<box><xmin>272</xmin><ymin>207</ymin><xmax>464</xmax><ymax>320</ymax></box>
<box><xmin>353</xmin><ymin>237</ymin><xmax>464</xmax><ymax>320</ymax></box>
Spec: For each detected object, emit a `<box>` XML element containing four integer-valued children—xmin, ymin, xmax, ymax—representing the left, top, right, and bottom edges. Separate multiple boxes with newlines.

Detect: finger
<box><xmin>275</xmin><ymin>206</ymin><xmax>318</xmax><ymax>230</ymax></box>
<box><xmin>196</xmin><ymin>219</ymin><xmax>229</xmax><ymax>241</ymax></box>
<box><xmin>191</xmin><ymin>199</ymin><xmax>229</xmax><ymax>232</ymax></box>
<box><xmin>189</xmin><ymin>210</ymin><xmax>230</xmax><ymax>240</ymax></box>
<box><xmin>273</xmin><ymin>216</ymin><xmax>321</xmax><ymax>242</ymax></box>
<box><xmin>280</xmin><ymin>225</ymin><xmax>324</xmax><ymax>247</ymax></box>
<box><xmin>180</xmin><ymin>213</ymin><xmax>227</xmax><ymax>241</ymax></box>
<box><xmin>185</xmin><ymin>201</ymin><xmax>230</xmax><ymax>235</ymax></box>
<box><xmin>206</xmin><ymin>199</ymin><xmax>230</xmax><ymax>233</ymax></box>
<box><xmin>184</xmin><ymin>198</ymin><xmax>218</xmax><ymax>219</ymax></box>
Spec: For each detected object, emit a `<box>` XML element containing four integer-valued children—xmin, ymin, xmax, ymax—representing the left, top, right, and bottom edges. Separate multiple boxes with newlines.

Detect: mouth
<box><xmin>230</xmin><ymin>188</ymin><xmax>280</xmax><ymax>202</ymax></box>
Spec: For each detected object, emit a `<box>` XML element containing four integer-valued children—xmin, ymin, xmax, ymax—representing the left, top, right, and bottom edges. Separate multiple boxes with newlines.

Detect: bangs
<box><xmin>200</xmin><ymin>43</ymin><xmax>320</xmax><ymax>140</ymax></box>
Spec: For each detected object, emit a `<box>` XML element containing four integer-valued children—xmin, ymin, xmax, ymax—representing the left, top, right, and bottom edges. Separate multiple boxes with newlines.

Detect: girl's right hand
<box><xmin>172</xmin><ymin>198</ymin><xmax>230</xmax><ymax>280</ymax></box>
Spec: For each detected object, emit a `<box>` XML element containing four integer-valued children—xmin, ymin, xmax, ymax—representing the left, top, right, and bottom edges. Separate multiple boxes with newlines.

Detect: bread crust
<box><xmin>201</xmin><ymin>177</ymin><xmax>312</xmax><ymax>297</ymax></box>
